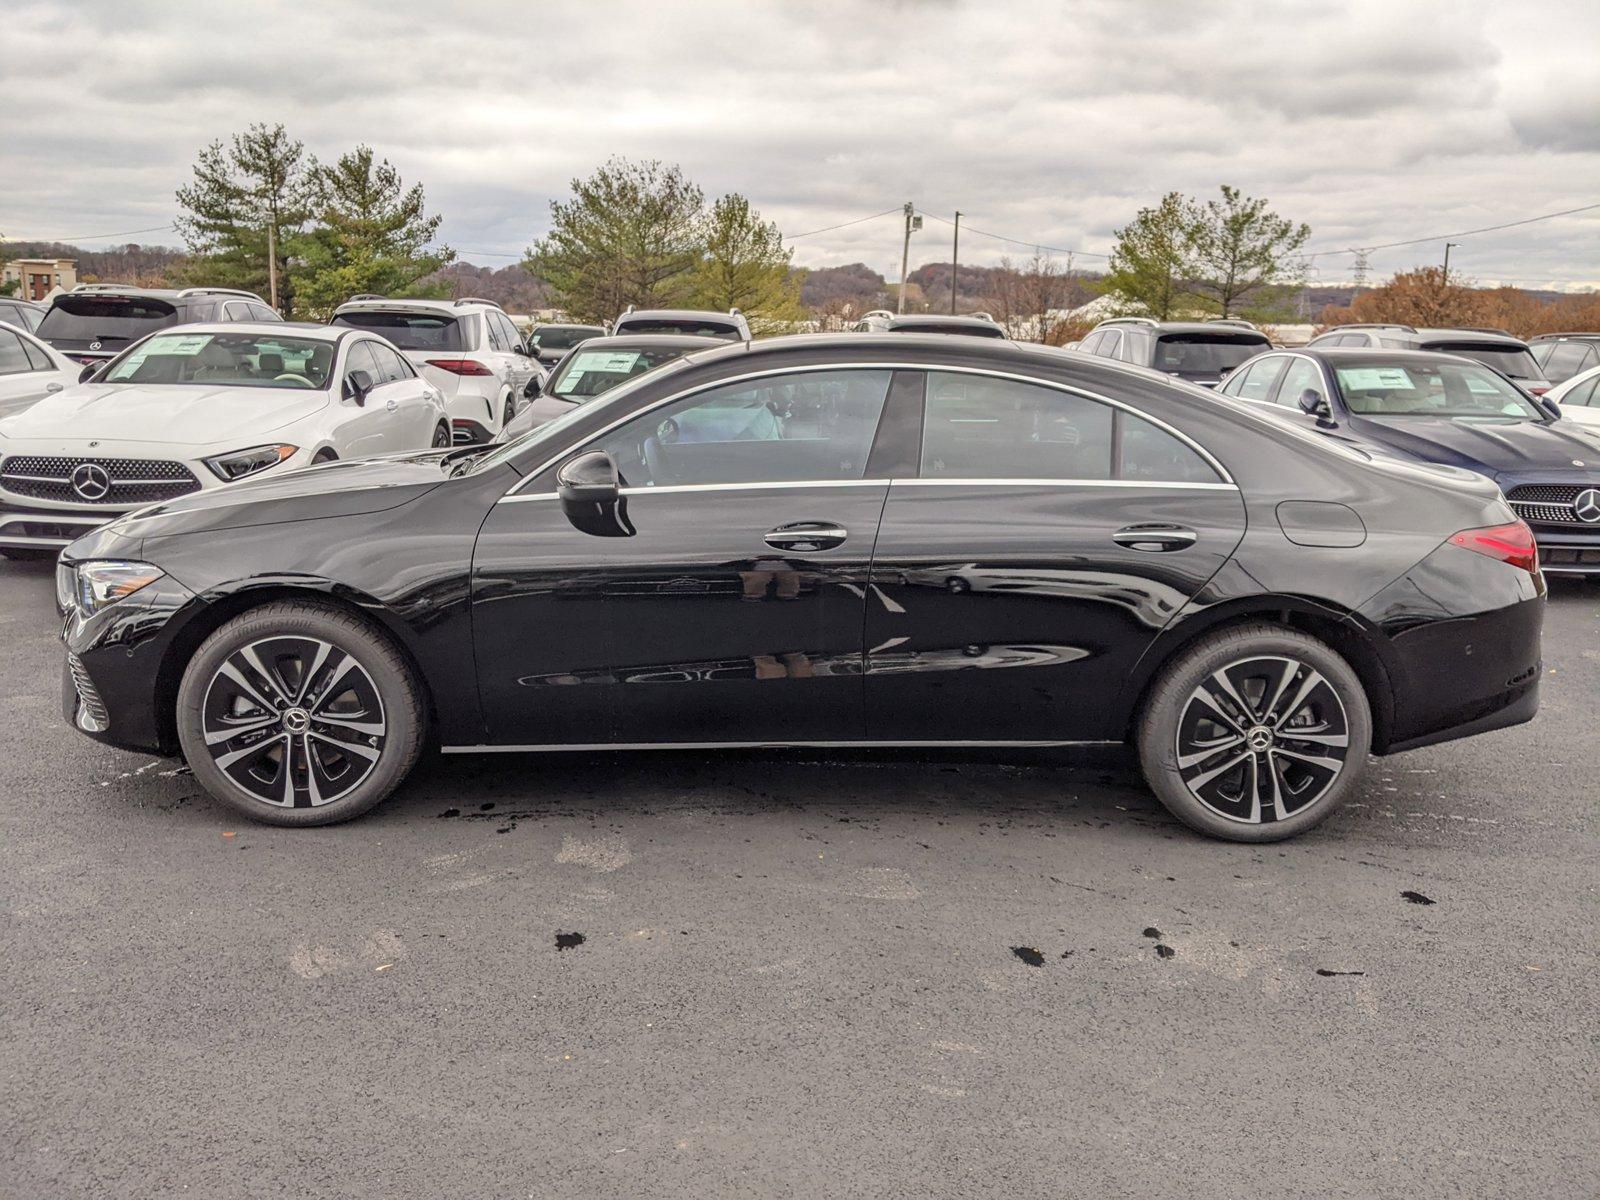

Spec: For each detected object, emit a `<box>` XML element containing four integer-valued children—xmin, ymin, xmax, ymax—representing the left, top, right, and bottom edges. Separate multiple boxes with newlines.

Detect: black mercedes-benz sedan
<box><xmin>1218</xmin><ymin>346</ymin><xmax>1600</xmax><ymax>573</ymax></box>
<box><xmin>57</xmin><ymin>334</ymin><xmax>1544</xmax><ymax>841</ymax></box>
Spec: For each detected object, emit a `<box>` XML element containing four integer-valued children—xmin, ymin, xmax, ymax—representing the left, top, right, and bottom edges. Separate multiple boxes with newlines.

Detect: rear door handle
<box><xmin>1112</xmin><ymin>524</ymin><xmax>1197</xmax><ymax>552</ymax></box>
<box><xmin>765</xmin><ymin>522</ymin><xmax>848</xmax><ymax>552</ymax></box>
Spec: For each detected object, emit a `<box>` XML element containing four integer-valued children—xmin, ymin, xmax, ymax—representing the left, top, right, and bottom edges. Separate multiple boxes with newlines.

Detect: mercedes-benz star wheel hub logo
<box><xmin>1574</xmin><ymin>488</ymin><xmax>1600</xmax><ymax>524</ymax></box>
<box><xmin>70</xmin><ymin>463</ymin><xmax>111</xmax><ymax>500</ymax></box>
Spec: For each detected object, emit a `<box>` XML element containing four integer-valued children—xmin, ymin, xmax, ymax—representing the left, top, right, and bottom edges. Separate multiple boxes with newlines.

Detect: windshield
<box><xmin>102</xmin><ymin>332</ymin><xmax>336</xmax><ymax>389</ymax></box>
<box><xmin>38</xmin><ymin>295</ymin><xmax>179</xmax><ymax>347</ymax></box>
<box><xmin>617</xmin><ymin>318</ymin><xmax>739</xmax><ymax>339</ymax></box>
<box><xmin>1155</xmin><ymin>335</ymin><xmax>1268</xmax><ymax>377</ymax></box>
<box><xmin>332</xmin><ymin>310</ymin><xmax>470</xmax><ymax>352</ymax></box>
<box><xmin>550</xmin><ymin>346</ymin><xmax>696</xmax><ymax>400</ymax></box>
<box><xmin>1334</xmin><ymin>360</ymin><xmax>1546</xmax><ymax>419</ymax></box>
<box><xmin>1420</xmin><ymin>342</ymin><xmax>1543</xmax><ymax>381</ymax></box>
<box><xmin>532</xmin><ymin>325</ymin><xmax>603</xmax><ymax>351</ymax></box>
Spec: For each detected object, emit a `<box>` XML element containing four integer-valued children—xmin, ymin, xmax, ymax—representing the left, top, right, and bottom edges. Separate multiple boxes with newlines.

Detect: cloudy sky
<box><xmin>3</xmin><ymin>0</ymin><xmax>1597</xmax><ymax>289</ymax></box>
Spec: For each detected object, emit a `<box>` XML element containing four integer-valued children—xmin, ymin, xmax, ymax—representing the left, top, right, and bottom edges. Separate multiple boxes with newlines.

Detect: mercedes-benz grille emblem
<box><xmin>70</xmin><ymin>462</ymin><xmax>112</xmax><ymax>501</ymax></box>
<box><xmin>1573</xmin><ymin>488</ymin><xmax>1600</xmax><ymax>524</ymax></box>
<box><xmin>89</xmin><ymin>341</ymin><xmax>103</xmax><ymax>351</ymax></box>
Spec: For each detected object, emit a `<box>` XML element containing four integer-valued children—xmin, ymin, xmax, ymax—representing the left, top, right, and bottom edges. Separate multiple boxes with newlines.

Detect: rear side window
<box><xmin>1561</xmin><ymin>376</ymin><xmax>1598</xmax><ymax>407</ymax></box>
<box><xmin>19</xmin><ymin>335</ymin><xmax>52</xmax><ymax>371</ymax></box>
<box><xmin>1229</xmin><ymin>357</ymin><xmax>1287</xmax><ymax>401</ymax></box>
<box><xmin>1118</xmin><ymin>330</ymin><xmax>1149</xmax><ymax>364</ymax></box>
<box><xmin>0</xmin><ymin>329</ymin><xmax>33</xmax><ymax>376</ymax></box>
<box><xmin>366</xmin><ymin>341</ymin><xmax>413</xmax><ymax>384</ymax></box>
<box><xmin>332</xmin><ymin>311</ymin><xmax>469</xmax><ymax>352</ymax></box>
<box><xmin>920</xmin><ymin>372</ymin><xmax>1220</xmax><ymax>484</ymax></box>
<box><xmin>1541</xmin><ymin>342</ymin><xmax>1597</xmax><ymax>382</ymax></box>
<box><xmin>37</xmin><ymin>295</ymin><xmax>179</xmax><ymax>346</ymax></box>
<box><xmin>1276</xmin><ymin>359</ymin><xmax>1324</xmax><ymax>406</ymax></box>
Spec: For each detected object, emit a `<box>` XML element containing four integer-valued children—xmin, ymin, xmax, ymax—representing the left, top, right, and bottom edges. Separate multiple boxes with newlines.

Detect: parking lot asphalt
<box><xmin>1</xmin><ymin>557</ymin><xmax>1596</xmax><ymax>1200</ymax></box>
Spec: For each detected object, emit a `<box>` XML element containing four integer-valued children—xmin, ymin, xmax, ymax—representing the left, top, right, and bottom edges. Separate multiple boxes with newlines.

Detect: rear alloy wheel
<box><xmin>1137</xmin><ymin>623</ymin><xmax>1371</xmax><ymax>842</ymax></box>
<box><xmin>432</xmin><ymin>423</ymin><xmax>451</xmax><ymax>448</ymax></box>
<box><xmin>503</xmin><ymin>394</ymin><xmax>516</xmax><ymax>430</ymax></box>
<box><xmin>176</xmin><ymin>602</ymin><xmax>424</xmax><ymax>825</ymax></box>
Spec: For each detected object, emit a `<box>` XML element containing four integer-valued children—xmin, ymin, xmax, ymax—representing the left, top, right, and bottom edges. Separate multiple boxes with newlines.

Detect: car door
<box><xmin>367</xmin><ymin>341</ymin><xmax>437</xmax><ymax>448</ymax></box>
<box><xmin>470</xmin><ymin>367</ymin><xmax>909</xmax><ymax>747</ymax></box>
<box><xmin>0</xmin><ymin>328</ymin><xmax>68</xmax><ymax>417</ymax></box>
<box><xmin>334</xmin><ymin>340</ymin><xmax>403</xmax><ymax>459</ymax></box>
<box><xmin>863</xmin><ymin>369</ymin><xmax>1246</xmax><ymax>744</ymax></box>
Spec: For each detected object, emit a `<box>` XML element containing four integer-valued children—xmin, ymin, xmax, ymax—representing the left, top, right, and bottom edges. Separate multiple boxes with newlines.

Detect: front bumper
<box><xmin>0</xmin><ymin>500</ymin><xmax>126</xmax><ymax>549</ymax></box>
<box><xmin>1526</xmin><ymin>528</ymin><xmax>1600</xmax><ymax>574</ymax></box>
<box><xmin>59</xmin><ymin>568</ymin><xmax>201</xmax><ymax>754</ymax></box>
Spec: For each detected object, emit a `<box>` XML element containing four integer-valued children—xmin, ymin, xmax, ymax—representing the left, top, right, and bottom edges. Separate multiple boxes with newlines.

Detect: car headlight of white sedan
<box><xmin>202</xmin><ymin>444</ymin><xmax>298</xmax><ymax>481</ymax></box>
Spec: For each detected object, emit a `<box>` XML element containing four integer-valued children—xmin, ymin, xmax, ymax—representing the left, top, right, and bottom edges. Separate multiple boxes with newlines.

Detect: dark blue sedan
<box><xmin>1217</xmin><ymin>346</ymin><xmax>1600</xmax><ymax>574</ymax></box>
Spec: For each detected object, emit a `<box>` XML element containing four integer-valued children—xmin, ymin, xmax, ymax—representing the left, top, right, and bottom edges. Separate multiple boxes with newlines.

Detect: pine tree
<box><xmin>691</xmin><ymin>194</ymin><xmax>805</xmax><ymax>332</ymax></box>
<box><xmin>1188</xmin><ymin>185</ymin><xmax>1309</xmax><ymax>318</ymax></box>
<box><xmin>1102</xmin><ymin>192</ymin><xmax>1198</xmax><ymax>320</ymax></box>
<box><xmin>174</xmin><ymin>124</ymin><xmax>312</xmax><ymax>314</ymax></box>
<box><xmin>295</xmin><ymin>147</ymin><xmax>454</xmax><ymax>318</ymax></box>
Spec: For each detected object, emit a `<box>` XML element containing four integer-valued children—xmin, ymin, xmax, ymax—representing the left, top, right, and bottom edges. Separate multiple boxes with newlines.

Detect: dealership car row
<box><xmin>4</xmin><ymin>280</ymin><xmax>1598</xmax><ymax>836</ymax></box>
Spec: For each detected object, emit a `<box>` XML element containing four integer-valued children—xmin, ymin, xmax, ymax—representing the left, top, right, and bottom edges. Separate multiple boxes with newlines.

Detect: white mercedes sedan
<box><xmin>0</xmin><ymin>324</ymin><xmax>450</xmax><ymax>558</ymax></box>
<box><xmin>0</xmin><ymin>323</ymin><xmax>80</xmax><ymax>420</ymax></box>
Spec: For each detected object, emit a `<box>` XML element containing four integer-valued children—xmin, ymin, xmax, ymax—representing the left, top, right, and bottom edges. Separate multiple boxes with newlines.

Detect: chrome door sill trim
<box><xmin>441</xmin><ymin>739</ymin><xmax>1122</xmax><ymax>754</ymax></box>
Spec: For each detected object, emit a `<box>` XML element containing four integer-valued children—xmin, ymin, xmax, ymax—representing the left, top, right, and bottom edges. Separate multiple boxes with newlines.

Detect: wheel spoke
<box><xmin>314</xmin><ymin>714</ymin><xmax>386</xmax><ymax>737</ymax></box>
<box><xmin>1207</xmin><ymin>667</ymin><xmax>1258</xmax><ymax>724</ymax></box>
<box><xmin>309</xmin><ymin>654</ymin><xmax>359</xmax><ymax>714</ymax></box>
<box><xmin>217</xmin><ymin>661</ymin><xmax>278</xmax><ymax>714</ymax></box>
<box><xmin>296</xmin><ymin>641</ymin><xmax>333</xmax><ymax>704</ymax></box>
<box><xmin>1190</xmin><ymin>686</ymin><xmax>1244</xmax><ymax>734</ymax></box>
<box><xmin>1177</xmin><ymin>734</ymin><xmax>1244</xmax><ymax>770</ymax></box>
<box><xmin>1278</xmin><ymin>730</ymin><xmax>1349</xmax><ymax>748</ymax></box>
<box><xmin>1271</xmin><ymin>669</ymin><xmax>1327</xmax><ymax>729</ymax></box>
<box><xmin>310</xmin><ymin>729</ymin><xmax>381</xmax><ymax>763</ymax></box>
<box><xmin>239</xmin><ymin>645</ymin><xmax>293</xmax><ymax>705</ymax></box>
<box><xmin>204</xmin><ymin>715</ymin><xmax>277</xmax><ymax>746</ymax></box>
<box><xmin>214</xmin><ymin>732</ymin><xmax>286</xmax><ymax>772</ymax></box>
<box><xmin>1273</xmin><ymin>746</ymin><xmax>1345</xmax><ymax>773</ymax></box>
<box><xmin>1264</xmin><ymin>752</ymin><xmax>1288</xmax><ymax>822</ymax></box>
<box><xmin>1185</xmin><ymin>749</ymin><xmax>1250</xmax><ymax>791</ymax></box>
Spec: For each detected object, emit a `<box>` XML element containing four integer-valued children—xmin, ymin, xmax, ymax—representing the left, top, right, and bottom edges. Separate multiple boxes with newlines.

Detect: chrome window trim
<box><xmin>498</xmin><ymin>360</ymin><xmax>1235</xmax><ymax>502</ymax></box>
<box><xmin>497</xmin><ymin>476</ymin><xmax>1238</xmax><ymax>504</ymax></box>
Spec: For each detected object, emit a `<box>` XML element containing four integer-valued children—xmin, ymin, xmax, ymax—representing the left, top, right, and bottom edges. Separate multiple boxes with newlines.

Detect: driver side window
<box><xmin>590</xmin><ymin>369</ymin><xmax>894</xmax><ymax>489</ymax></box>
<box><xmin>344</xmin><ymin>341</ymin><xmax>382</xmax><ymax>389</ymax></box>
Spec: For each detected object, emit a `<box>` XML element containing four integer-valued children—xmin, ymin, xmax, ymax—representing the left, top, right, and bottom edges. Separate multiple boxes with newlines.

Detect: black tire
<box><xmin>502</xmin><ymin>394</ymin><xmax>516</xmax><ymax>430</ymax></box>
<box><xmin>432</xmin><ymin>422</ymin><xmax>451</xmax><ymax>448</ymax></box>
<box><xmin>2</xmin><ymin>548</ymin><xmax>55</xmax><ymax>561</ymax></box>
<box><xmin>312</xmin><ymin>449</ymin><xmax>338</xmax><ymax>464</ymax></box>
<box><xmin>175</xmin><ymin>600</ymin><xmax>425</xmax><ymax>826</ymax></box>
<box><xmin>1136</xmin><ymin>623</ymin><xmax>1371</xmax><ymax>843</ymax></box>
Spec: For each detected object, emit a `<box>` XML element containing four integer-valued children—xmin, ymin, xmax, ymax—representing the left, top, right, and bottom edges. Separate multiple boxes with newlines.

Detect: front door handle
<box><xmin>765</xmin><ymin>522</ymin><xmax>847</xmax><ymax>552</ymax></box>
<box><xmin>385</xmin><ymin>398</ymin><xmax>399</xmax><ymax>412</ymax></box>
<box><xmin>46</xmin><ymin>383</ymin><xmax>64</xmax><ymax>393</ymax></box>
<box><xmin>1112</xmin><ymin>524</ymin><xmax>1198</xmax><ymax>552</ymax></box>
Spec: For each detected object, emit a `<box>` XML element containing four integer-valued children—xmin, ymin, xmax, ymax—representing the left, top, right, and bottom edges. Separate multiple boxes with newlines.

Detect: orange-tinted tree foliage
<box><xmin>1319</xmin><ymin>266</ymin><xmax>1600</xmax><ymax>338</ymax></box>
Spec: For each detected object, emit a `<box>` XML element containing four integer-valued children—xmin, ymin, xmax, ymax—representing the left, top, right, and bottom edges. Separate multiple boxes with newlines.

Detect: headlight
<box><xmin>203</xmin><ymin>444</ymin><xmax>297</xmax><ymax>482</ymax></box>
<box><xmin>74</xmin><ymin>560</ymin><xmax>165</xmax><ymax>616</ymax></box>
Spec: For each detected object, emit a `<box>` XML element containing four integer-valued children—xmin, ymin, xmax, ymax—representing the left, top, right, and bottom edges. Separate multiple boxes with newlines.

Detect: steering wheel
<box><xmin>274</xmin><ymin>373</ymin><xmax>315</xmax><ymax>388</ymax></box>
<box><xmin>656</xmin><ymin>416</ymin><xmax>681</xmax><ymax>444</ymax></box>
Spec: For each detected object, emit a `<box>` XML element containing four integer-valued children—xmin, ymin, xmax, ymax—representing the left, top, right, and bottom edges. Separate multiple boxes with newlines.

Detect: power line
<box><xmin>787</xmin><ymin>207</ymin><xmax>902</xmax><ymax>240</ymax></box>
<box><xmin>918</xmin><ymin>211</ymin><xmax>1111</xmax><ymax>259</ymax></box>
<box><xmin>2</xmin><ymin>222</ymin><xmax>178</xmax><ymax>244</ymax></box>
<box><xmin>1305</xmin><ymin>202</ymin><xmax>1600</xmax><ymax>259</ymax></box>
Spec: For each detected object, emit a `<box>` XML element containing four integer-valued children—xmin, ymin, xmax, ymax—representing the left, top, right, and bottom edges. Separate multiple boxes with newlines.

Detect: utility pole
<box><xmin>1442</xmin><ymin>241</ymin><xmax>1460</xmax><ymax>285</ymax></box>
<box><xmin>896</xmin><ymin>202</ymin><xmax>921</xmax><ymax>314</ymax></box>
<box><xmin>950</xmin><ymin>211</ymin><xmax>961</xmax><ymax>314</ymax></box>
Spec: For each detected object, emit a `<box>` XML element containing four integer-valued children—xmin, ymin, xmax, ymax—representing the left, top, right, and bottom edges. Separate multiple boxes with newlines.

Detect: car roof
<box><xmin>1530</xmin><ymin>332</ymin><xmax>1600</xmax><ymax>342</ymax></box>
<box><xmin>1291</xmin><ymin>346</ymin><xmax>1490</xmax><ymax>366</ymax></box>
<box><xmin>333</xmin><ymin>298</ymin><xmax>489</xmax><ymax>315</ymax></box>
<box><xmin>536</xmin><ymin>321</ymin><xmax>606</xmax><ymax>330</ymax></box>
<box><xmin>138</xmin><ymin>322</ymin><xmax>346</xmax><ymax>342</ymax></box>
<box><xmin>617</xmin><ymin>309</ymin><xmax>742</xmax><ymax>323</ymax></box>
<box><xmin>1</xmin><ymin>297</ymin><xmax>45</xmax><ymax>311</ymax></box>
<box><xmin>52</xmin><ymin>286</ymin><xmax>262</xmax><ymax>303</ymax></box>
<box><xmin>1412</xmin><ymin>327</ymin><xmax>1529</xmax><ymax>346</ymax></box>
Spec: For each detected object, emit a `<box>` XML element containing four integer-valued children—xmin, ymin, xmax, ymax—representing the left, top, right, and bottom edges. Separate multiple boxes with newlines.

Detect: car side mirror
<box><xmin>343</xmin><ymin>369</ymin><xmax>373</xmax><ymax>406</ymax></box>
<box><xmin>1536</xmin><ymin>397</ymin><xmax>1561</xmax><ymax>420</ymax></box>
<box><xmin>556</xmin><ymin>451</ymin><xmax>634</xmax><ymax>537</ymax></box>
<box><xmin>1298</xmin><ymin>388</ymin><xmax>1334</xmax><ymax>423</ymax></box>
<box><xmin>524</xmin><ymin>375</ymin><xmax>542</xmax><ymax>399</ymax></box>
<box><xmin>78</xmin><ymin>363</ymin><xmax>99</xmax><ymax>384</ymax></box>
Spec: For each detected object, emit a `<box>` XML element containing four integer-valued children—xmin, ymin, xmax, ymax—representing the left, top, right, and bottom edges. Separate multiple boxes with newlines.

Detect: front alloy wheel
<box><xmin>200</xmin><ymin>635</ymin><xmax>387</xmax><ymax>808</ymax></box>
<box><xmin>177</xmin><ymin>601</ymin><xmax>425</xmax><ymax>825</ymax></box>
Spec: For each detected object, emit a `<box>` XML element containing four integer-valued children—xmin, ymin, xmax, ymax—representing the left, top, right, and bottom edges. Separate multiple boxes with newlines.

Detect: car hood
<box><xmin>1351</xmin><ymin>414</ymin><xmax>1600</xmax><ymax>478</ymax></box>
<box><xmin>86</xmin><ymin>453</ymin><xmax>454</xmax><ymax>544</ymax></box>
<box><xmin>0</xmin><ymin>382</ymin><xmax>327</xmax><ymax>448</ymax></box>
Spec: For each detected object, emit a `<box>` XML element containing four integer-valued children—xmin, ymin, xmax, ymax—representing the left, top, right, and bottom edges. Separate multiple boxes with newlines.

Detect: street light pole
<box><xmin>1443</xmin><ymin>241</ymin><xmax>1460</xmax><ymax>285</ymax></box>
<box><xmin>950</xmin><ymin>211</ymin><xmax>961</xmax><ymax>315</ymax></box>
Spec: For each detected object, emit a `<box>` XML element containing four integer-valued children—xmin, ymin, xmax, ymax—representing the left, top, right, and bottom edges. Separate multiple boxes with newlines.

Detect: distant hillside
<box><xmin>1</xmin><ymin>240</ymin><xmax>187</xmax><ymax>287</ymax></box>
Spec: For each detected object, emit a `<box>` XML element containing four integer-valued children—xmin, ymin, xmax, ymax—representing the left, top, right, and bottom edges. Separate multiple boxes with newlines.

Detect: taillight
<box><xmin>1449</xmin><ymin>521</ymin><xmax>1539</xmax><ymax>574</ymax></box>
<box><xmin>1527</xmin><ymin>384</ymin><xmax>1550</xmax><ymax>396</ymax></box>
<box><xmin>425</xmin><ymin>358</ymin><xmax>493</xmax><ymax>376</ymax></box>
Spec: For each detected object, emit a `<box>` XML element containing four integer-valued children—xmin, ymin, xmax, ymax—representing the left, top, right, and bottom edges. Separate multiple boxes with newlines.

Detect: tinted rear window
<box><xmin>1154</xmin><ymin>334</ymin><xmax>1269</xmax><ymax>377</ymax></box>
<box><xmin>38</xmin><ymin>295</ymin><xmax>179</xmax><ymax>346</ymax></box>
<box><xmin>532</xmin><ymin>326</ymin><xmax>604</xmax><ymax>351</ymax></box>
<box><xmin>1421</xmin><ymin>342</ymin><xmax>1542</xmax><ymax>381</ymax></box>
<box><xmin>332</xmin><ymin>310</ymin><xmax>470</xmax><ymax>352</ymax></box>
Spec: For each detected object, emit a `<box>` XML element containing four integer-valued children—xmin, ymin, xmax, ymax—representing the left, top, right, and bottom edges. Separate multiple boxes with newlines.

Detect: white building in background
<box><xmin>1</xmin><ymin>257</ymin><xmax>77</xmax><ymax>303</ymax></box>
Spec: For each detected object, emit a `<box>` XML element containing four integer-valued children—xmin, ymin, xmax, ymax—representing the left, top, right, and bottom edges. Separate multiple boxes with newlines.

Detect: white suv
<box><xmin>331</xmin><ymin>297</ymin><xmax>546</xmax><ymax>442</ymax></box>
<box><xmin>611</xmin><ymin>307</ymin><xmax>751</xmax><ymax>341</ymax></box>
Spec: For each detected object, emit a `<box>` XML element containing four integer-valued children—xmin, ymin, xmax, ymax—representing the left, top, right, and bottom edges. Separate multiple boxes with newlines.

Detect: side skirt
<box><xmin>441</xmin><ymin>739</ymin><xmax>1123</xmax><ymax>754</ymax></box>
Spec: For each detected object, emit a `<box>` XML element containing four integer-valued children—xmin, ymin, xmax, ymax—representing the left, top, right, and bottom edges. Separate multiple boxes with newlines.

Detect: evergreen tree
<box><xmin>174</xmin><ymin>124</ymin><xmax>312</xmax><ymax>314</ymax></box>
<box><xmin>691</xmin><ymin>194</ymin><xmax>805</xmax><ymax>332</ymax></box>
<box><xmin>526</xmin><ymin>158</ymin><xmax>705</xmax><ymax>323</ymax></box>
<box><xmin>1187</xmin><ymin>185</ymin><xmax>1309</xmax><ymax>318</ymax></box>
<box><xmin>295</xmin><ymin>147</ymin><xmax>454</xmax><ymax>318</ymax></box>
<box><xmin>1102</xmin><ymin>192</ymin><xmax>1198</xmax><ymax>320</ymax></box>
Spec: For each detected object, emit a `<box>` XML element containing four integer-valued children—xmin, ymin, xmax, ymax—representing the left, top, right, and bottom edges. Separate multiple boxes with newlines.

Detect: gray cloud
<box><xmin>1</xmin><ymin>0</ymin><xmax>1596</xmax><ymax>290</ymax></box>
